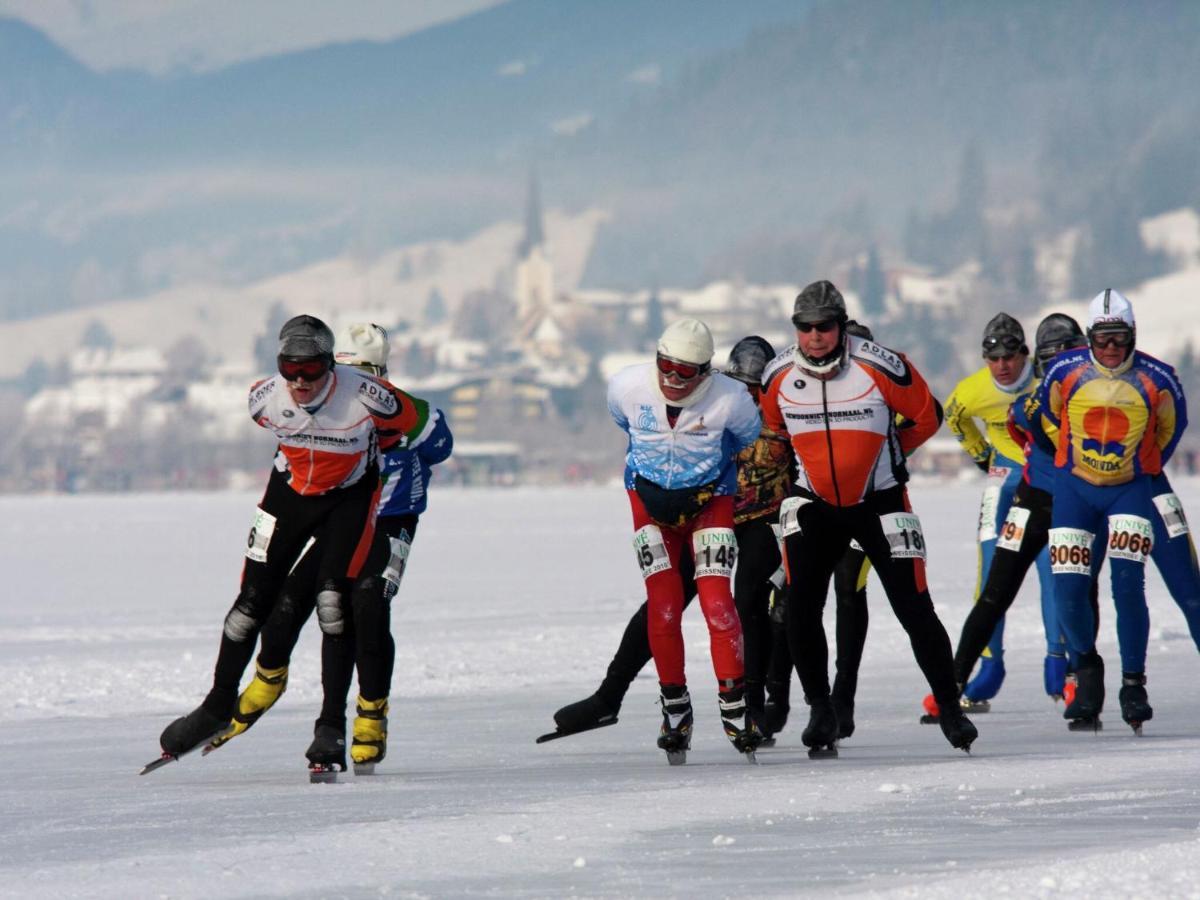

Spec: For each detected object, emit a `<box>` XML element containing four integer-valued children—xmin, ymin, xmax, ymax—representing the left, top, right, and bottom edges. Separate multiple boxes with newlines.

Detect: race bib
<box><xmin>382</xmin><ymin>531</ymin><xmax>413</xmax><ymax>593</ymax></box>
<box><xmin>978</xmin><ymin>478</ymin><xmax>1004</xmax><ymax>541</ymax></box>
<box><xmin>1049</xmin><ymin>527</ymin><xmax>1094</xmax><ymax>575</ymax></box>
<box><xmin>778</xmin><ymin>496</ymin><xmax>811</xmax><ymax>537</ymax></box>
<box><xmin>693</xmin><ymin>527</ymin><xmax>737</xmax><ymax>578</ymax></box>
<box><xmin>1107</xmin><ymin>514</ymin><xmax>1153</xmax><ymax>564</ymax></box>
<box><xmin>880</xmin><ymin>512</ymin><xmax>926</xmax><ymax>560</ymax></box>
<box><xmin>245</xmin><ymin>508</ymin><xmax>277</xmax><ymax>563</ymax></box>
<box><xmin>1153</xmin><ymin>492</ymin><xmax>1191</xmax><ymax>539</ymax></box>
<box><xmin>633</xmin><ymin>525</ymin><xmax>671</xmax><ymax>579</ymax></box>
<box><xmin>996</xmin><ymin>507</ymin><xmax>1031</xmax><ymax>553</ymax></box>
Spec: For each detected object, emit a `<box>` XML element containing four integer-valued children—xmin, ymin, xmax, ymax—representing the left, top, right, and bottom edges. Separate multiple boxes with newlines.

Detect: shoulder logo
<box><xmin>358</xmin><ymin>379</ymin><xmax>399</xmax><ymax>413</ymax></box>
<box><xmin>282</xmin><ymin>409</ymin><xmax>295</xmax><ymax>418</ymax></box>
<box><xmin>852</xmin><ymin>340</ymin><xmax>912</xmax><ymax>385</ymax></box>
<box><xmin>793</xmin><ymin>378</ymin><xmax>807</xmax><ymax>390</ymax></box>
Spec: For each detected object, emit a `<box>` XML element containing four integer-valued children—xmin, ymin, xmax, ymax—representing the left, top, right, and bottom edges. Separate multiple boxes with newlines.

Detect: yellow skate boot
<box><xmin>350</xmin><ymin>695</ymin><xmax>388</xmax><ymax>773</ymax></box>
<box><xmin>206</xmin><ymin>662</ymin><xmax>288</xmax><ymax>751</ymax></box>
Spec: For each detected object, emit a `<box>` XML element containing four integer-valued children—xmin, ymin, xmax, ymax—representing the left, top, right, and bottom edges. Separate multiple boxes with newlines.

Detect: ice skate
<box><xmin>959</xmin><ymin>697</ymin><xmax>991</xmax><ymax>713</ymax></box>
<box><xmin>801</xmin><ymin>697</ymin><xmax>839</xmax><ymax>759</ymax></box>
<box><xmin>718</xmin><ymin>683</ymin><xmax>763</xmax><ymax>762</ymax></box>
<box><xmin>306</xmin><ymin>722</ymin><xmax>347</xmax><ymax>783</ymax></box>
<box><xmin>351</xmin><ymin>695</ymin><xmax>388</xmax><ymax>774</ymax></box>
<box><xmin>657</xmin><ymin>685</ymin><xmax>693</xmax><ymax>766</ymax></box>
<box><xmin>962</xmin><ymin>653</ymin><xmax>1003</xmax><ymax>710</ymax></box>
<box><xmin>159</xmin><ymin>704</ymin><xmax>230</xmax><ymax>758</ymax></box>
<box><xmin>538</xmin><ymin>692</ymin><xmax>619</xmax><ymax>743</ymax></box>
<box><xmin>832</xmin><ymin>691</ymin><xmax>855</xmax><ymax>740</ymax></box>
<box><xmin>937</xmin><ymin>705</ymin><xmax>978</xmax><ymax>753</ymax></box>
<box><xmin>760</xmin><ymin>678</ymin><xmax>790</xmax><ymax>745</ymax></box>
<box><xmin>205</xmin><ymin>662</ymin><xmax>289</xmax><ymax>752</ymax></box>
<box><xmin>1063</xmin><ymin>652</ymin><xmax>1104</xmax><ymax>731</ymax></box>
<box><xmin>1044</xmin><ymin>653</ymin><xmax>1068</xmax><ymax>700</ymax></box>
<box><xmin>1118</xmin><ymin>674</ymin><xmax>1153</xmax><ymax>735</ymax></box>
<box><xmin>919</xmin><ymin>693</ymin><xmax>940</xmax><ymax>725</ymax></box>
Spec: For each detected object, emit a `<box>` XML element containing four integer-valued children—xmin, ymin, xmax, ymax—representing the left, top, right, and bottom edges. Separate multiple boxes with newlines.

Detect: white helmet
<box><xmin>335</xmin><ymin>322</ymin><xmax>390</xmax><ymax>377</ymax></box>
<box><xmin>1087</xmin><ymin>288</ymin><xmax>1135</xmax><ymax>332</ymax></box>
<box><xmin>657</xmin><ymin>318</ymin><xmax>715</xmax><ymax>366</ymax></box>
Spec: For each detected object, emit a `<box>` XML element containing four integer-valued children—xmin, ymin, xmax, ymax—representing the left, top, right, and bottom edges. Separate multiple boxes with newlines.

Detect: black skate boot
<box><xmin>657</xmin><ymin>684</ymin><xmax>693</xmax><ymax>766</ymax></box>
<box><xmin>160</xmin><ymin>704</ymin><xmax>230</xmax><ymax>758</ymax></box>
<box><xmin>306</xmin><ymin>721</ymin><xmax>347</xmax><ymax>783</ymax></box>
<box><xmin>801</xmin><ymin>697</ymin><xmax>839</xmax><ymax>759</ymax></box>
<box><xmin>1064</xmin><ymin>652</ymin><xmax>1105</xmax><ymax>732</ymax></box>
<box><xmin>937</xmin><ymin>704</ymin><xmax>978</xmax><ymax>753</ymax></box>
<box><xmin>1118</xmin><ymin>673</ymin><xmax>1153</xmax><ymax>735</ymax></box>
<box><xmin>832</xmin><ymin>686</ymin><xmax>855</xmax><ymax>740</ymax></box>
<box><xmin>549</xmin><ymin>692</ymin><xmax>619</xmax><ymax>737</ymax></box>
<box><xmin>761</xmin><ymin>678</ymin><xmax>790</xmax><ymax>744</ymax></box>
<box><xmin>719</xmin><ymin>682</ymin><xmax>763</xmax><ymax>762</ymax></box>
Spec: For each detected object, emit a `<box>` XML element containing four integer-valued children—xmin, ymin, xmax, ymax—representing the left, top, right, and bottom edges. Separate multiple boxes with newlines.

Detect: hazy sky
<box><xmin>0</xmin><ymin>0</ymin><xmax>508</xmax><ymax>73</ymax></box>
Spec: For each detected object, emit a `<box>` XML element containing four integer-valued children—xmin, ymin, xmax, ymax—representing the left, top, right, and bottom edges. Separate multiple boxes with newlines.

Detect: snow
<box><xmin>2</xmin><ymin>481</ymin><xmax>1200</xmax><ymax>897</ymax></box>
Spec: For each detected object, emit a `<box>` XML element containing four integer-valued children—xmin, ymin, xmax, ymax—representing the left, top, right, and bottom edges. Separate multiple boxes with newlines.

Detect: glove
<box><xmin>1044</xmin><ymin>653</ymin><xmax>1068</xmax><ymax>699</ymax></box>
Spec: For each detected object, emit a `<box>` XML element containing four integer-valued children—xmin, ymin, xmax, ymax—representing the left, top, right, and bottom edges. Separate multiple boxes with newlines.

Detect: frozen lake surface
<box><xmin>1</xmin><ymin>480</ymin><xmax>1200</xmax><ymax>898</ymax></box>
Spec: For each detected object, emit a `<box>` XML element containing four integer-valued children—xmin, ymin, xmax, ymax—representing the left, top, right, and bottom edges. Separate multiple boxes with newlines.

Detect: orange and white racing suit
<box><xmin>759</xmin><ymin>336</ymin><xmax>960</xmax><ymax>712</ymax></box>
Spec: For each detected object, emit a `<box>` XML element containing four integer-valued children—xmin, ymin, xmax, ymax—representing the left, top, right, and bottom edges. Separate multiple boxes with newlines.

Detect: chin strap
<box><xmin>993</xmin><ymin>358</ymin><xmax>1034</xmax><ymax>394</ymax></box>
<box><xmin>796</xmin><ymin>346</ymin><xmax>845</xmax><ymax>379</ymax></box>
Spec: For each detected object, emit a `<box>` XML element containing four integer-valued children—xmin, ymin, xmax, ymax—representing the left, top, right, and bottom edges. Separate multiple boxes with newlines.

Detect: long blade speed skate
<box><xmin>536</xmin><ymin>717</ymin><xmax>618</xmax><ymax>744</ymax></box>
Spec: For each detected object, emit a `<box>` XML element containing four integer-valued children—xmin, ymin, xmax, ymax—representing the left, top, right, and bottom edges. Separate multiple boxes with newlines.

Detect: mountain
<box><xmin>2</xmin><ymin>1</ymin><xmax>1199</xmax><ymax>316</ymax></box>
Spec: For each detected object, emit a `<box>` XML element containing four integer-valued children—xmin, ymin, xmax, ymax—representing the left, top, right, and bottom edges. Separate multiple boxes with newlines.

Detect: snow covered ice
<box><xmin>3</xmin><ymin>482</ymin><xmax>1200</xmax><ymax>898</ymax></box>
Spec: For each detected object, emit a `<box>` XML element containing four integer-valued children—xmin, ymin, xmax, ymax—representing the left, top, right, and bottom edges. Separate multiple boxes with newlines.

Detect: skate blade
<box><xmin>309</xmin><ymin>764</ymin><xmax>340</xmax><ymax>784</ymax></box>
<box><xmin>743</xmin><ymin>750</ymin><xmax>758</xmax><ymax>765</ymax></box>
<box><xmin>1067</xmin><ymin>716</ymin><xmax>1103</xmax><ymax>732</ymax></box>
<box><xmin>757</xmin><ymin>737</ymin><xmax>777</xmax><ymax>749</ymax></box>
<box><xmin>919</xmin><ymin>714</ymin><xmax>940</xmax><ymax>725</ymax></box>
<box><xmin>353</xmin><ymin>762</ymin><xmax>377</xmax><ymax>776</ymax></box>
<box><xmin>139</xmin><ymin>729</ymin><xmax>225</xmax><ymax>775</ymax></box>
<box><xmin>960</xmin><ymin>699</ymin><xmax>991</xmax><ymax>713</ymax></box>
<box><xmin>535</xmin><ymin>717</ymin><xmax>619</xmax><ymax>744</ymax></box>
<box><xmin>806</xmin><ymin>744</ymin><xmax>838</xmax><ymax>759</ymax></box>
<box><xmin>1128</xmin><ymin>722</ymin><xmax>1144</xmax><ymax>736</ymax></box>
<box><xmin>666</xmin><ymin>750</ymin><xmax>687</xmax><ymax>766</ymax></box>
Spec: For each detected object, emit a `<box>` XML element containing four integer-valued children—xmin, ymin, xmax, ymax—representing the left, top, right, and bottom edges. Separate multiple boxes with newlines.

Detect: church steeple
<box><xmin>518</xmin><ymin>170</ymin><xmax>545</xmax><ymax>259</ymax></box>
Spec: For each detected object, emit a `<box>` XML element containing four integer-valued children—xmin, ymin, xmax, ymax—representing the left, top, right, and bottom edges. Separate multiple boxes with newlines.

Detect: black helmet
<box><xmin>792</xmin><ymin>280</ymin><xmax>848</xmax><ymax>326</ymax></box>
<box><xmin>845</xmin><ymin>319</ymin><xmax>874</xmax><ymax>341</ymax></box>
<box><xmin>278</xmin><ymin>314</ymin><xmax>335</xmax><ymax>360</ymax></box>
<box><xmin>724</xmin><ymin>336</ymin><xmax>776</xmax><ymax>385</ymax></box>
<box><xmin>1034</xmin><ymin>313</ymin><xmax>1085</xmax><ymax>376</ymax></box>
<box><xmin>981</xmin><ymin>312</ymin><xmax>1028</xmax><ymax>359</ymax></box>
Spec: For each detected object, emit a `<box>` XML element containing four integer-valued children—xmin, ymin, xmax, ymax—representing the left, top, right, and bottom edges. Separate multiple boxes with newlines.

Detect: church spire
<box><xmin>518</xmin><ymin>169</ymin><xmax>545</xmax><ymax>259</ymax></box>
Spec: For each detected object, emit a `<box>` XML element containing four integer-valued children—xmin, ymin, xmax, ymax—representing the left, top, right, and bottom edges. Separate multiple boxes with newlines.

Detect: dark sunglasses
<box><xmin>982</xmin><ymin>334</ymin><xmax>1023</xmax><ymax>355</ymax></box>
<box><xmin>657</xmin><ymin>355</ymin><xmax>709</xmax><ymax>380</ymax></box>
<box><xmin>278</xmin><ymin>356</ymin><xmax>331</xmax><ymax>382</ymax></box>
<box><xmin>795</xmin><ymin>320</ymin><xmax>840</xmax><ymax>334</ymax></box>
<box><xmin>1090</xmin><ymin>330</ymin><xmax>1133</xmax><ymax>349</ymax></box>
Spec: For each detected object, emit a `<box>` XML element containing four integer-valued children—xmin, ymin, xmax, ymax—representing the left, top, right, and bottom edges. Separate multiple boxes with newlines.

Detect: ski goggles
<box><xmin>278</xmin><ymin>356</ymin><xmax>331</xmax><ymax>382</ymax></box>
<box><xmin>982</xmin><ymin>334</ymin><xmax>1023</xmax><ymax>357</ymax></box>
<box><xmin>656</xmin><ymin>354</ymin><xmax>710</xmax><ymax>380</ymax></box>
<box><xmin>1089</xmin><ymin>328</ymin><xmax>1133</xmax><ymax>349</ymax></box>
<box><xmin>794</xmin><ymin>319</ymin><xmax>840</xmax><ymax>334</ymax></box>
